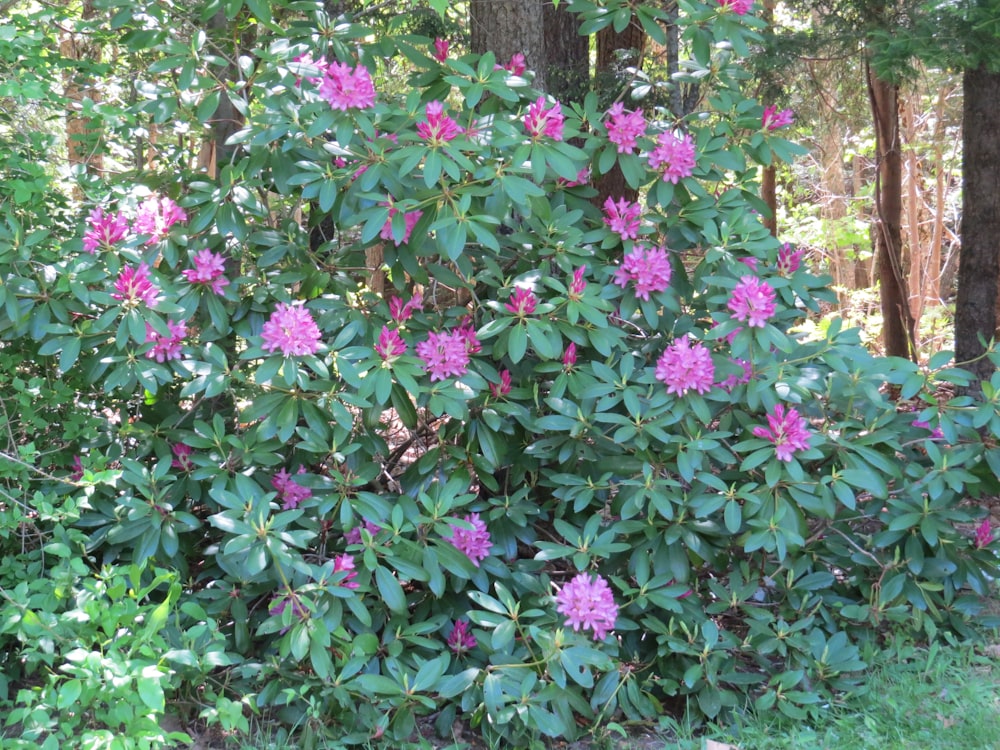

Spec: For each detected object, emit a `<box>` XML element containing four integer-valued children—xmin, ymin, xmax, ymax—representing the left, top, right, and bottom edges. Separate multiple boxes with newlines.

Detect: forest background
<box><xmin>3</xmin><ymin>0</ymin><xmax>1000</xmax><ymax>748</ymax></box>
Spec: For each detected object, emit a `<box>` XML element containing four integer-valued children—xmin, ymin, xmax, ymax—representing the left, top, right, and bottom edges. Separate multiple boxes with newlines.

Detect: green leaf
<box><xmin>375</xmin><ymin>565</ymin><xmax>407</xmax><ymax>614</ymax></box>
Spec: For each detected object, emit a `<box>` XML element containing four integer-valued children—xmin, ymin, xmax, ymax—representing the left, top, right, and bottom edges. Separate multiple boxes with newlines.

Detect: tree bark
<box><xmin>867</xmin><ymin>62</ymin><xmax>915</xmax><ymax>360</ymax></box>
<box><xmin>542</xmin><ymin>1</ymin><xmax>589</xmax><ymax>102</ymax></box>
<box><xmin>61</xmin><ymin>0</ymin><xmax>103</xmax><ymax>191</ymax></box>
<box><xmin>196</xmin><ymin>11</ymin><xmax>250</xmax><ymax>177</ymax></box>
<box><xmin>470</xmin><ymin>0</ymin><xmax>546</xmax><ymax>91</ymax></box>
<box><xmin>955</xmin><ymin>64</ymin><xmax>1000</xmax><ymax>389</ymax></box>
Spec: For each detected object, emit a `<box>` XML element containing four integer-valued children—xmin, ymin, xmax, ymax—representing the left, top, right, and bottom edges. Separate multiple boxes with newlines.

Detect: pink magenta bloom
<box><xmin>975</xmin><ymin>518</ymin><xmax>994</xmax><ymax>549</ymax></box>
<box><xmin>416</xmin><ymin>329</ymin><xmax>471</xmax><ymax>381</ymax></box>
<box><xmin>648</xmin><ymin>131</ymin><xmax>696</xmax><ymax>184</ymax></box>
<box><xmin>389</xmin><ymin>292</ymin><xmax>423</xmax><ymax>322</ymax></box>
<box><xmin>524</xmin><ymin>96</ymin><xmax>564</xmax><ymax>141</ymax></box>
<box><xmin>133</xmin><ymin>196</ymin><xmax>186</xmax><ymax>244</ymax></box>
<box><xmin>563</xmin><ymin>342</ymin><xmax>577</xmax><ymax>369</ymax></box>
<box><xmin>444</xmin><ymin>512</ymin><xmax>492</xmax><ymax>567</ymax></box>
<box><xmin>344</xmin><ymin>520</ymin><xmax>381</xmax><ymax>545</ymax></box>
<box><xmin>272</xmin><ymin>467</ymin><xmax>312</xmax><ymax>510</ymax></box>
<box><xmin>505</xmin><ymin>287</ymin><xmax>538</xmax><ymax>317</ymax></box>
<box><xmin>260</xmin><ymin>302</ymin><xmax>322</xmax><ymax>357</ymax></box>
<box><xmin>655</xmin><ymin>338</ymin><xmax>715</xmax><ymax>396</ymax></box>
<box><xmin>69</xmin><ymin>455</ymin><xmax>85</xmax><ymax>482</ymax></box>
<box><xmin>457</xmin><ymin>320</ymin><xmax>481</xmax><ymax>355</ymax></box>
<box><xmin>605</xmin><ymin>102</ymin><xmax>646</xmax><ymax>154</ymax></box>
<box><xmin>83</xmin><ymin>207</ymin><xmax>129</xmax><ymax>253</ymax></box>
<box><xmin>777</xmin><ymin>243</ymin><xmax>803</xmax><ymax>275</ymax></box>
<box><xmin>568</xmin><ymin>266</ymin><xmax>587</xmax><ymax>300</ymax></box>
<box><xmin>555</xmin><ymin>573</ymin><xmax>618</xmax><ymax>641</ymax></box>
<box><xmin>318</xmin><ymin>61</ymin><xmax>376</xmax><ymax>111</ymax></box>
<box><xmin>763</xmin><ymin>105</ymin><xmax>794</xmax><ymax>130</ymax></box>
<box><xmin>417</xmin><ymin>100</ymin><xmax>461</xmax><ymax>146</ymax></box>
<box><xmin>752</xmin><ymin>404</ymin><xmax>811</xmax><ymax>462</ymax></box>
<box><xmin>603</xmin><ymin>196</ymin><xmax>642</xmax><ymax>240</ymax></box>
<box><xmin>183</xmin><ymin>248</ymin><xmax>230</xmax><ymax>295</ymax></box>
<box><xmin>557</xmin><ymin>167</ymin><xmax>591</xmax><ymax>188</ymax></box>
<box><xmin>145</xmin><ymin>319</ymin><xmax>187</xmax><ymax>362</ymax></box>
<box><xmin>490</xmin><ymin>369</ymin><xmax>512</xmax><ymax>398</ymax></box>
<box><xmin>502</xmin><ymin>52</ymin><xmax>526</xmax><ymax>76</ymax></box>
<box><xmin>171</xmin><ymin>443</ymin><xmax>194</xmax><ymax>471</ymax></box>
<box><xmin>113</xmin><ymin>263</ymin><xmax>160</xmax><ymax>308</ymax></box>
<box><xmin>332</xmin><ymin>553</ymin><xmax>360</xmax><ymax>589</ymax></box>
<box><xmin>448</xmin><ymin>620</ymin><xmax>477</xmax><ymax>654</ymax></box>
<box><xmin>614</xmin><ymin>245</ymin><xmax>672</xmax><ymax>300</ymax></box>
<box><xmin>719</xmin><ymin>357</ymin><xmax>753</xmax><ymax>392</ymax></box>
<box><xmin>432</xmin><ymin>38</ymin><xmax>449</xmax><ymax>62</ymax></box>
<box><xmin>375</xmin><ymin>325</ymin><xmax>407</xmax><ymax>360</ymax></box>
<box><xmin>728</xmin><ymin>275</ymin><xmax>777</xmax><ymax>328</ymax></box>
<box><xmin>380</xmin><ymin>201</ymin><xmax>422</xmax><ymax>246</ymax></box>
<box><xmin>718</xmin><ymin>0</ymin><xmax>754</xmax><ymax>14</ymax></box>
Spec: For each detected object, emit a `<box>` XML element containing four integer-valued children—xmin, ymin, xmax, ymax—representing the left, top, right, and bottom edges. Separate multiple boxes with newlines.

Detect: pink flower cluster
<box><xmin>345</xmin><ymin>520</ymin><xmax>381</xmax><ymax>545</ymax></box>
<box><xmin>563</xmin><ymin>342</ymin><xmax>577</xmax><ymax>369</ymax></box>
<box><xmin>656</xmin><ymin>338</ymin><xmax>715</xmax><ymax>396</ymax></box>
<box><xmin>83</xmin><ymin>207</ymin><xmax>129</xmax><ymax>253</ymax></box>
<box><xmin>448</xmin><ymin>620</ymin><xmax>476</xmax><ymax>654</ymax></box>
<box><xmin>417</xmin><ymin>100</ymin><xmax>461</xmax><ymax>146</ymax></box>
<box><xmin>390</xmin><ymin>292</ymin><xmax>423</xmax><ymax>322</ymax></box>
<box><xmin>490</xmin><ymin>369</ymin><xmax>512</xmax><ymax>398</ymax></box>
<box><xmin>380</xmin><ymin>200</ymin><xmax>422</xmax><ymax>246</ymax></box>
<box><xmin>261</xmin><ymin>302</ymin><xmax>322</xmax><ymax>357</ymax></box>
<box><xmin>567</xmin><ymin>267</ymin><xmax>587</xmax><ymax>300</ymax></box>
<box><xmin>133</xmin><ymin>195</ymin><xmax>187</xmax><ymax>244</ymax></box>
<box><xmin>555</xmin><ymin>573</ymin><xmax>618</xmax><ymax>641</ymax></box>
<box><xmin>113</xmin><ymin>264</ymin><xmax>160</xmax><ymax>308</ymax></box>
<box><xmin>763</xmin><ymin>105</ymin><xmax>795</xmax><ymax>131</ymax></box>
<box><xmin>416</xmin><ymin>328</ymin><xmax>476</xmax><ymax>381</ymax></box>
<box><xmin>648</xmin><ymin>131</ymin><xmax>696</xmax><ymax>184</ymax></box>
<box><xmin>318</xmin><ymin>61</ymin><xmax>376</xmax><ymax>111</ymax></box>
<box><xmin>444</xmin><ymin>513</ymin><xmax>492</xmax><ymax>567</ymax></box>
<box><xmin>505</xmin><ymin>287</ymin><xmax>537</xmax><ymax>317</ymax></box>
<box><xmin>975</xmin><ymin>518</ymin><xmax>994</xmax><ymax>549</ymax></box>
<box><xmin>145</xmin><ymin>319</ymin><xmax>187</xmax><ymax>362</ymax></box>
<box><xmin>603</xmin><ymin>196</ymin><xmax>642</xmax><ymax>240</ymax></box>
<box><xmin>332</xmin><ymin>553</ymin><xmax>359</xmax><ymax>589</ymax></box>
<box><xmin>752</xmin><ymin>403</ymin><xmax>811</xmax><ymax>462</ymax></box>
<box><xmin>718</xmin><ymin>0</ymin><xmax>754</xmax><ymax>14</ymax></box>
<box><xmin>605</xmin><ymin>103</ymin><xmax>646</xmax><ymax>154</ymax></box>
<box><xmin>499</xmin><ymin>52</ymin><xmax>526</xmax><ymax>76</ymax></box>
<box><xmin>718</xmin><ymin>357</ymin><xmax>753</xmax><ymax>392</ymax></box>
<box><xmin>777</xmin><ymin>243</ymin><xmax>803</xmax><ymax>275</ymax></box>
<box><xmin>524</xmin><ymin>96</ymin><xmax>564</xmax><ymax>141</ymax></box>
<box><xmin>272</xmin><ymin>467</ymin><xmax>312</xmax><ymax>510</ymax></box>
<box><xmin>728</xmin><ymin>275</ymin><xmax>776</xmax><ymax>328</ymax></box>
<box><xmin>171</xmin><ymin>443</ymin><xmax>194</xmax><ymax>471</ymax></box>
<box><xmin>613</xmin><ymin>245</ymin><xmax>672</xmax><ymax>300</ymax></box>
<box><xmin>183</xmin><ymin>249</ymin><xmax>230</xmax><ymax>295</ymax></box>
<box><xmin>432</xmin><ymin>38</ymin><xmax>449</xmax><ymax>63</ymax></box>
<box><xmin>375</xmin><ymin>326</ymin><xmax>407</xmax><ymax>361</ymax></box>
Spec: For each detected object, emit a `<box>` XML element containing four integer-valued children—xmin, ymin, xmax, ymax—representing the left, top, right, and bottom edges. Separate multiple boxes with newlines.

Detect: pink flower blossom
<box><xmin>70</xmin><ymin>455</ymin><xmax>84</xmax><ymax>481</ymax></box>
<box><xmin>145</xmin><ymin>319</ymin><xmax>188</xmax><ymax>362</ymax></box>
<box><xmin>389</xmin><ymin>292</ymin><xmax>423</xmax><ymax>322</ymax></box>
<box><xmin>763</xmin><ymin>105</ymin><xmax>794</xmax><ymax>130</ymax></box>
<box><xmin>448</xmin><ymin>620</ymin><xmax>477</xmax><ymax>654</ymax></box>
<box><xmin>380</xmin><ymin>200</ymin><xmax>422</xmax><ymax>246</ymax></box>
<box><xmin>260</xmin><ymin>302</ymin><xmax>322</xmax><ymax>357</ymax></box>
<box><xmin>752</xmin><ymin>403</ymin><xmax>811</xmax><ymax>462</ymax></box>
<box><xmin>183</xmin><ymin>248</ymin><xmax>230</xmax><ymax>295</ymax></box>
<box><xmin>83</xmin><ymin>207</ymin><xmax>129</xmax><ymax>253</ymax></box>
<box><xmin>647</xmin><ymin>131</ymin><xmax>696</xmax><ymax>184</ymax></box>
<box><xmin>444</xmin><ymin>512</ymin><xmax>492</xmax><ymax>567</ymax></box>
<box><xmin>728</xmin><ymin>275</ymin><xmax>777</xmax><ymax>328</ymax></box>
<box><xmin>777</xmin><ymin>243</ymin><xmax>803</xmax><ymax>275</ymax></box>
<box><xmin>524</xmin><ymin>96</ymin><xmax>564</xmax><ymax>141</ymax></box>
<box><xmin>557</xmin><ymin>167</ymin><xmax>591</xmax><ymax>188</ymax></box>
<box><xmin>133</xmin><ymin>196</ymin><xmax>186</xmax><ymax>244</ymax></box>
<box><xmin>603</xmin><ymin>196</ymin><xmax>642</xmax><ymax>240</ymax></box>
<box><xmin>563</xmin><ymin>342</ymin><xmax>578</xmax><ymax>369</ymax></box>
<box><xmin>345</xmin><ymin>521</ymin><xmax>380</xmax><ymax>545</ymax></box>
<box><xmin>457</xmin><ymin>319</ymin><xmax>481</xmax><ymax>354</ymax></box>
<box><xmin>332</xmin><ymin>553</ymin><xmax>360</xmax><ymax>589</ymax></box>
<box><xmin>416</xmin><ymin>329</ymin><xmax>471</xmax><ymax>381</ymax></box>
<box><xmin>171</xmin><ymin>443</ymin><xmax>194</xmax><ymax>471</ymax></box>
<box><xmin>718</xmin><ymin>0</ymin><xmax>753</xmax><ymax>14</ymax></box>
<box><xmin>269</xmin><ymin>594</ymin><xmax>308</xmax><ymax>621</ymax></box>
<box><xmin>718</xmin><ymin>358</ymin><xmax>753</xmax><ymax>392</ymax></box>
<box><xmin>375</xmin><ymin>325</ymin><xmax>407</xmax><ymax>360</ymax></box>
<box><xmin>568</xmin><ymin>267</ymin><xmax>587</xmax><ymax>300</ymax></box>
<box><xmin>318</xmin><ymin>61</ymin><xmax>376</xmax><ymax>111</ymax></box>
<box><xmin>975</xmin><ymin>518</ymin><xmax>994</xmax><ymax>549</ymax></box>
<box><xmin>417</xmin><ymin>100</ymin><xmax>461</xmax><ymax>146</ymax></box>
<box><xmin>605</xmin><ymin>102</ymin><xmax>646</xmax><ymax>154</ymax></box>
<box><xmin>432</xmin><ymin>38</ymin><xmax>449</xmax><ymax>62</ymax></box>
<box><xmin>505</xmin><ymin>287</ymin><xmax>538</xmax><ymax>317</ymax></box>
<box><xmin>113</xmin><ymin>263</ymin><xmax>160</xmax><ymax>308</ymax></box>
<box><xmin>911</xmin><ymin>415</ymin><xmax>945</xmax><ymax>439</ymax></box>
<box><xmin>490</xmin><ymin>369</ymin><xmax>512</xmax><ymax>398</ymax></box>
<box><xmin>739</xmin><ymin>256</ymin><xmax>759</xmax><ymax>272</ymax></box>
<box><xmin>292</xmin><ymin>52</ymin><xmax>327</xmax><ymax>86</ymax></box>
<box><xmin>272</xmin><ymin>467</ymin><xmax>312</xmax><ymax>510</ymax></box>
<box><xmin>502</xmin><ymin>52</ymin><xmax>526</xmax><ymax>76</ymax></box>
<box><xmin>555</xmin><ymin>573</ymin><xmax>618</xmax><ymax>641</ymax></box>
<box><xmin>613</xmin><ymin>245</ymin><xmax>672</xmax><ymax>300</ymax></box>
<box><xmin>655</xmin><ymin>338</ymin><xmax>715</xmax><ymax>396</ymax></box>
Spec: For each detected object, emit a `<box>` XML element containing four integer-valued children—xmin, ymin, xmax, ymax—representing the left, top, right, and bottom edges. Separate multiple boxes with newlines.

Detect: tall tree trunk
<box><xmin>955</xmin><ymin>64</ymin><xmax>1000</xmax><ymax>389</ymax></box>
<box><xmin>900</xmin><ymin>88</ymin><xmax>925</xmax><ymax>333</ymax></box>
<box><xmin>867</xmin><ymin>62</ymin><xmax>915</xmax><ymax>360</ymax></box>
<box><xmin>759</xmin><ymin>0</ymin><xmax>777</xmax><ymax>237</ymax></box>
<box><xmin>542</xmin><ymin>1</ymin><xmax>589</xmax><ymax>102</ymax></box>
<box><xmin>61</xmin><ymin>0</ymin><xmax>103</xmax><ymax>192</ymax></box>
<box><xmin>196</xmin><ymin>11</ymin><xmax>250</xmax><ymax>177</ymax></box>
<box><xmin>470</xmin><ymin>0</ymin><xmax>546</xmax><ymax>91</ymax></box>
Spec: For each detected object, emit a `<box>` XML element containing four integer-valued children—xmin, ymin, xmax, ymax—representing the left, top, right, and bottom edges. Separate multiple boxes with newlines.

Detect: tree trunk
<box><xmin>542</xmin><ymin>2</ymin><xmax>589</xmax><ymax>102</ymax></box>
<box><xmin>955</xmin><ymin>64</ymin><xmax>1000</xmax><ymax>389</ymax></box>
<box><xmin>60</xmin><ymin>0</ymin><xmax>103</xmax><ymax>191</ymax></box>
<box><xmin>470</xmin><ymin>0</ymin><xmax>546</xmax><ymax>91</ymax></box>
<box><xmin>196</xmin><ymin>11</ymin><xmax>250</xmax><ymax>177</ymax></box>
<box><xmin>867</xmin><ymin>63</ymin><xmax>915</xmax><ymax>360</ymax></box>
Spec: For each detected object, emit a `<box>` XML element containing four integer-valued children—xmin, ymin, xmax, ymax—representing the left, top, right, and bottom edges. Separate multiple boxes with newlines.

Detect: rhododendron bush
<box><xmin>2</xmin><ymin>0</ymin><xmax>1000</xmax><ymax>746</ymax></box>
